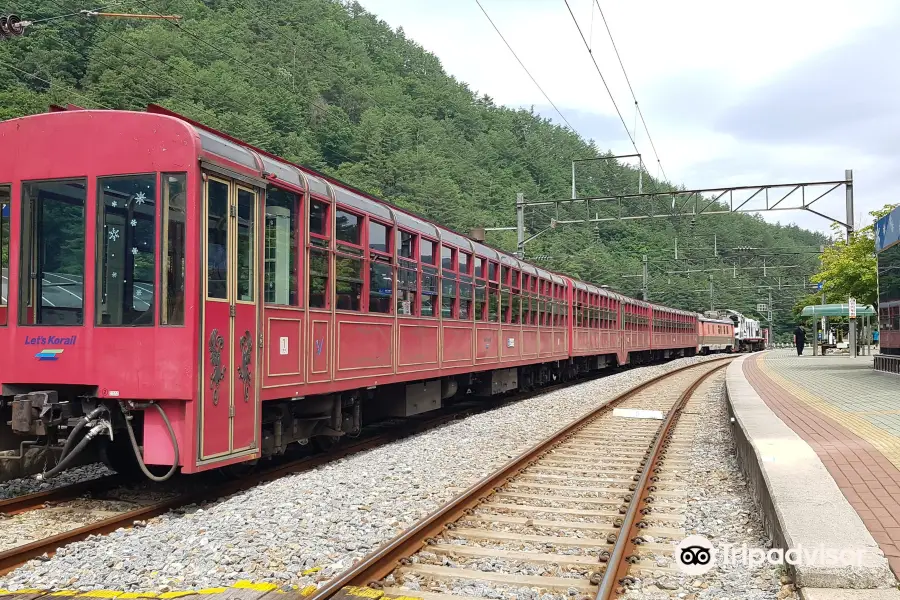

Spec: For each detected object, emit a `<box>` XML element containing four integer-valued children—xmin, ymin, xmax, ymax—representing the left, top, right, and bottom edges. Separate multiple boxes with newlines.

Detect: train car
<box><xmin>876</xmin><ymin>205</ymin><xmax>900</xmax><ymax>363</ymax></box>
<box><xmin>697</xmin><ymin>314</ymin><xmax>734</xmax><ymax>354</ymax></box>
<box><xmin>650</xmin><ymin>304</ymin><xmax>698</xmax><ymax>357</ymax></box>
<box><xmin>0</xmin><ymin>106</ymin><xmax>698</xmax><ymax>482</ymax></box>
<box><xmin>721</xmin><ymin>309</ymin><xmax>765</xmax><ymax>352</ymax></box>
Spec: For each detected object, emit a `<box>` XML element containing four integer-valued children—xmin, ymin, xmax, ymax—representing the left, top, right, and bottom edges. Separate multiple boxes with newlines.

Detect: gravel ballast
<box><xmin>0</xmin><ymin>355</ymin><xmax>723</xmax><ymax>593</ymax></box>
<box><xmin>622</xmin><ymin>375</ymin><xmax>797</xmax><ymax>600</ymax></box>
<box><xmin>0</xmin><ymin>463</ymin><xmax>113</xmax><ymax>500</ymax></box>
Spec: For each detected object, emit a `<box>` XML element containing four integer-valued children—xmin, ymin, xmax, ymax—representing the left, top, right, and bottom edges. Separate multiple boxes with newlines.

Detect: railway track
<box><xmin>1</xmin><ymin>357</ymin><xmax>695</xmax><ymax>576</ymax></box>
<box><xmin>0</xmin><ymin>473</ymin><xmax>124</xmax><ymax>516</ymax></box>
<box><xmin>306</xmin><ymin>357</ymin><xmax>732</xmax><ymax>600</ymax></box>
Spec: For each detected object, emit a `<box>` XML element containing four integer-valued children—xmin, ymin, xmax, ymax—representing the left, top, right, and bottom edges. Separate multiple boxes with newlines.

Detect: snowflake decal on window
<box><xmin>108</xmin><ymin>228</ymin><xmax>120</xmax><ymax>242</ymax></box>
<box><xmin>136</xmin><ymin>289</ymin><xmax>143</xmax><ymax>298</ymax></box>
<box><xmin>130</xmin><ymin>219</ymin><xmax>137</xmax><ymax>227</ymax></box>
<box><xmin>131</xmin><ymin>247</ymin><xmax>139</xmax><ymax>255</ymax></box>
<box><xmin>133</xmin><ymin>192</ymin><xmax>147</xmax><ymax>205</ymax></box>
<box><xmin>111</xmin><ymin>272</ymin><xmax>118</xmax><ymax>279</ymax></box>
<box><xmin>111</xmin><ymin>201</ymin><xmax>118</xmax><ymax>208</ymax></box>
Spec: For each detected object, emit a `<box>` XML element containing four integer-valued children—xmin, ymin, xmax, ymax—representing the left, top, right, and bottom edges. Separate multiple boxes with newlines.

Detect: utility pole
<box><xmin>768</xmin><ymin>289</ymin><xmax>773</xmax><ymax>335</ymax></box>
<box><xmin>516</xmin><ymin>192</ymin><xmax>525</xmax><ymax>259</ymax></box>
<box><xmin>845</xmin><ymin>169</ymin><xmax>854</xmax><ymax>243</ymax></box>
<box><xmin>709</xmin><ymin>274</ymin><xmax>714</xmax><ymax>311</ymax></box>
<box><xmin>641</xmin><ymin>254</ymin><xmax>649</xmax><ymax>301</ymax></box>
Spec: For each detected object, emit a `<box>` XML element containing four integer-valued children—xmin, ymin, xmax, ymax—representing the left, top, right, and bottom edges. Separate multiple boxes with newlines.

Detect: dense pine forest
<box><xmin>0</xmin><ymin>0</ymin><xmax>826</xmax><ymax>336</ymax></box>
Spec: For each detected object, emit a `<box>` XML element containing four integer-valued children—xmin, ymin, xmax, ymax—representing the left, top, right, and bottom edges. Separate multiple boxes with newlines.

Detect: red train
<box><xmin>0</xmin><ymin>106</ymin><xmax>733</xmax><ymax>481</ymax></box>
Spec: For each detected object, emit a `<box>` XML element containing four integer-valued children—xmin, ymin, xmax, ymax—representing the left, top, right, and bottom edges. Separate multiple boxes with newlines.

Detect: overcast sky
<box><xmin>358</xmin><ymin>0</ymin><xmax>898</xmax><ymax>237</ymax></box>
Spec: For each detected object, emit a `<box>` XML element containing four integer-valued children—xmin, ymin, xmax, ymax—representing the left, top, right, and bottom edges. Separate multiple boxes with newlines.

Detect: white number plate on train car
<box><xmin>613</xmin><ymin>408</ymin><xmax>664</xmax><ymax>420</ymax></box>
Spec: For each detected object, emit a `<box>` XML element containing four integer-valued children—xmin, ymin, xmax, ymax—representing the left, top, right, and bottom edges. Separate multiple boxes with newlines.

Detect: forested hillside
<box><xmin>0</xmin><ymin>0</ymin><xmax>825</xmax><ymax>333</ymax></box>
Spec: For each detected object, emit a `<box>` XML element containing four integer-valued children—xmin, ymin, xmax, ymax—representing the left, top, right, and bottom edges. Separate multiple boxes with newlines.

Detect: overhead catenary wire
<box><xmin>593</xmin><ymin>0</ymin><xmax>668</xmax><ymax>183</ymax></box>
<box><xmin>475</xmin><ymin>0</ymin><xmax>576</xmax><ymax>133</ymax></box>
<box><xmin>562</xmin><ymin>0</ymin><xmax>638</xmax><ymax>157</ymax></box>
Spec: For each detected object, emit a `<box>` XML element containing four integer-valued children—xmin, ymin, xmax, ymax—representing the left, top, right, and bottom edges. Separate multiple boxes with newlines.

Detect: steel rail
<box><xmin>0</xmin><ymin>473</ymin><xmax>124</xmax><ymax>515</ymax></box>
<box><xmin>596</xmin><ymin>362</ymin><xmax>728</xmax><ymax>598</ymax></box>
<box><xmin>306</xmin><ymin>356</ymin><xmax>734</xmax><ymax>600</ymax></box>
<box><xmin>0</xmin><ymin>359</ymin><xmax>648</xmax><ymax>575</ymax></box>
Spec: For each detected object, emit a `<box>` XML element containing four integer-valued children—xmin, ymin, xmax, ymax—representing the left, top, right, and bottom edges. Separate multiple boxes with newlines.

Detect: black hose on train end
<box><xmin>58</xmin><ymin>405</ymin><xmax>107</xmax><ymax>462</ymax></box>
<box><xmin>120</xmin><ymin>401</ymin><xmax>180</xmax><ymax>482</ymax></box>
<box><xmin>37</xmin><ymin>421</ymin><xmax>108</xmax><ymax>480</ymax></box>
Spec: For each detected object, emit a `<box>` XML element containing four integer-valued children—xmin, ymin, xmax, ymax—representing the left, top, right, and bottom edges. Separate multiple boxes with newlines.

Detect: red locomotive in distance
<box><xmin>0</xmin><ymin>105</ymin><xmax>720</xmax><ymax>482</ymax></box>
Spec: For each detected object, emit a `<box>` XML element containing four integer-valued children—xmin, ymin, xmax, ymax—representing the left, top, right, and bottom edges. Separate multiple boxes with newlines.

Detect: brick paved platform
<box><xmin>744</xmin><ymin>350</ymin><xmax>900</xmax><ymax>577</ymax></box>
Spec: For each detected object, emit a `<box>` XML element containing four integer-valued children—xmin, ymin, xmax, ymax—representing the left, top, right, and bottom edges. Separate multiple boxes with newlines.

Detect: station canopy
<box><xmin>800</xmin><ymin>303</ymin><xmax>875</xmax><ymax>317</ymax></box>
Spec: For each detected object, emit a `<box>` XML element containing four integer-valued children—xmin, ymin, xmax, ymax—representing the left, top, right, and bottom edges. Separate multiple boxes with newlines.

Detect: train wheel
<box><xmin>312</xmin><ymin>435</ymin><xmax>343</xmax><ymax>453</ymax></box>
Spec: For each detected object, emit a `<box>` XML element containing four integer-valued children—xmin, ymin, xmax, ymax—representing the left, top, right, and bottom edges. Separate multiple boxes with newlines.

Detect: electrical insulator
<box><xmin>0</xmin><ymin>15</ymin><xmax>31</xmax><ymax>39</ymax></box>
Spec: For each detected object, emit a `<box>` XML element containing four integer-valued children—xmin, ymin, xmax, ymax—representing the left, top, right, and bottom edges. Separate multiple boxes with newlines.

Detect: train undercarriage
<box><xmin>0</xmin><ymin>348</ymin><xmax>693</xmax><ymax>483</ymax></box>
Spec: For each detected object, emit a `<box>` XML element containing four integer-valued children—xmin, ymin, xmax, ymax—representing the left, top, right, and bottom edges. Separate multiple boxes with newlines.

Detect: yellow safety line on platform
<box><xmin>758</xmin><ymin>354</ymin><xmax>900</xmax><ymax>471</ymax></box>
<box><xmin>0</xmin><ymin>579</ymin><xmax>312</xmax><ymax>599</ymax></box>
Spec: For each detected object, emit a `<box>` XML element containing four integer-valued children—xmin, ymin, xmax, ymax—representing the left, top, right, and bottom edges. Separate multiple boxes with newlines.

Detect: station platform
<box><xmin>729</xmin><ymin>349</ymin><xmax>900</xmax><ymax>596</ymax></box>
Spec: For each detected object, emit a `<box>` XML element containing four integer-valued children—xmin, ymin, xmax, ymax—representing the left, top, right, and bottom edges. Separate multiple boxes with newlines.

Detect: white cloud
<box><xmin>359</xmin><ymin>0</ymin><xmax>899</xmax><ymax>234</ymax></box>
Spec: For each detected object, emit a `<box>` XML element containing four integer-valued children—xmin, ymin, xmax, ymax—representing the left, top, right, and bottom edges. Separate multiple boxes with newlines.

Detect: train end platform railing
<box><xmin>874</xmin><ymin>354</ymin><xmax>900</xmax><ymax>374</ymax></box>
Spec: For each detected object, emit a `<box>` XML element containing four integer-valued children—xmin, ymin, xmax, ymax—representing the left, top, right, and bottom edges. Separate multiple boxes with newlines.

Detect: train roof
<box><xmin>145</xmin><ymin>104</ymin><xmax>580</xmax><ymax>286</ymax></box>
<box><xmin>23</xmin><ymin>105</ymin><xmax>692</xmax><ymax>310</ymax></box>
<box><xmin>698</xmin><ymin>315</ymin><xmax>733</xmax><ymax>325</ymax></box>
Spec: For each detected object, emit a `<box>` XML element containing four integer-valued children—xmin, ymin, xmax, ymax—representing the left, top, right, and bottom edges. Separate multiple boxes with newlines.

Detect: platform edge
<box><xmin>725</xmin><ymin>353</ymin><xmax>896</xmax><ymax>590</ymax></box>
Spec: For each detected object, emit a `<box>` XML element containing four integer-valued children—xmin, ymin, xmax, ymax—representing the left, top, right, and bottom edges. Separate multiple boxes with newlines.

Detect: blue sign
<box><xmin>876</xmin><ymin>205</ymin><xmax>900</xmax><ymax>253</ymax></box>
<box><xmin>1</xmin><ymin>204</ymin><xmax>7</xmax><ymax>218</ymax></box>
<box><xmin>817</xmin><ymin>282</ymin><xmax>823</xmax><ymax>291</ymax></box>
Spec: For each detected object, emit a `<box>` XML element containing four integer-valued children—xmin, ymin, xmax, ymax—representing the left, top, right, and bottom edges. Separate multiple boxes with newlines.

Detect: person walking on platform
<box><xmin>793</xmin><ymin>325</ymin><xmax>806</xmax><ymax>356</ymax></box>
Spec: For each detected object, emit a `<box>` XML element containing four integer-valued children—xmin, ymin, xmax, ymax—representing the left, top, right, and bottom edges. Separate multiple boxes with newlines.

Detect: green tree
<box><xmin>804</xmin><ymin>204</ymin><xmax>898</xmax><ymax>308</ymax></box>
<box><xmin>0</xmin><ymin>0</ymin><xmax>828</xmax><ymax>319</ymax></box>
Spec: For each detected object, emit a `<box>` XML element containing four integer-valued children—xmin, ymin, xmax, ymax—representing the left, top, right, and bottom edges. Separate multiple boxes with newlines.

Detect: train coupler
<box><xmin>10</xmin><ymin>390</ymin><xmax>62</xmax><ymax>436</ymax></box>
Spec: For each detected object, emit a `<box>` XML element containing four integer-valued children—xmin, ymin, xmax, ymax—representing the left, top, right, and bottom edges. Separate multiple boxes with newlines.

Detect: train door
<box><xmin>199</xmin><ymin>174</ymin><xmax>260</xmax><ymax>462</ymax></box>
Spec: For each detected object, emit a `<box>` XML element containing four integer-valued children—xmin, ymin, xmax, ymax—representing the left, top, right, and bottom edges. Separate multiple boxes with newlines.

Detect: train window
<box><xmin>310</xmin><ymin>200</ymin><xmax>328</xmax><ymax>238</ymax></box>
<box><xmin>398</xmin><ymin>265</ymin><xmax>417</xmax><ymax>316</ymax></box>
<box><xmin>264</xmin><ymin>187</ymin><xmax>299</xmax><ymax>306</ymax></box>
<box><xmin>397</xmin><ymin>230</ymin><xmax>417</xmax><ymax>316</ymax></box>
<box><xmin>474</xmin><ymin>280</ymin><xmax>486</xmax><ymax>321</ymax></box>
<box><xmin>160</xmin><ymin>174</ymin><xmax>186</xmax><ymax>326</ymax></box>
<box><xmin>0</xmin><ymin>184</ymin><xmax>8</xmax><ymax>326</ymax></box>
<box><xmin>510</xmin><ymin>289</ymin><xmax>520</xmax><ymax>324</ymax></box>
<box><xmin>488</xmin><ymin>281</ymin><xmax>499</xmax><ymax>322</ymax></box>
<box><xmin>474</xmin><ymin>256</ymin><xmax>485</xmax><ymax>278</ymax></box>
<box><xmin>500</xmin><ymin>288</ymin><xmax>510</xmax><ymax>323</ymax></box>
<box><xmin>459</xmin><ymin>252</ymin><xmax>471</xmax><ymax>275</ymax></box>
<box><xmin>421</xmin><ymin>266</ymin><xmax>437</xmax><ymax>317</ymax></box>
<box><xmin>501</xmin><ymin>266</ymin><xmax>510</xmax><ymax>285</ymax></box>
<box><xmin>335</xmin><ymin>255</ymin><xmax>362</xmax><ymax>311</ymax></box>
<box><xmin>459</xmin><ymin>281</ymin><xmax>473</xmax><ymax>320</ymax></box>
<box><xmin>236</xmin><ymin>188</ymin><xmax>256</xmax><ymax>302</ymax></box>
<box><xmin>441</xmin><ymin>245</ymin><xmax>454</xmax><ymax>271</ymax></box>
<box><xmin>442</xmin><ymin>272</ymin><xmax>457</xmax><ymax>319</ymax></box>
<box><xmin>369</xmin><ymin>260</ymin><xmax>392</xmax><ymax>314</ymax></box>
<box><xmin>420</xmin><ymin>238</ymin><xmax>436</xmax><ymax>265</ymax></box>
<box><xmin>96</xmin><ymin>174</ymin><xmax>157</xmax><ymax>326</ymax></box>
<box><xmin>308</xmin><ymin>199</ymin><xmax>330</xmax><ymax>309</ymax></box>
<box><xmin>399</xmin><ymin>230</ymin><xmax>415</xmax><ymax>259</ymax></box>
<box><xmin>206</xmin><ymin>179</ymin><xmax>230</xmax><ymax>301</ymax></box>
<box><xmin>309</xmin><ymin>248</ymin><xmax>329</xmax><ymax>309</ymax></box>
<box><xmin>521</xmin><ymin>276</ymin><xmax>530</xmax><ymax>324</ymax></box>
<box><xmin>367</xmin><ymin>220</ymin><xmax>393</xmax><ymax>314</ymax></box>
<box><xmin>369</xmin><ymin>221</ymin><xmax>389</xmax><ymax>253</ymax></box>
<box><xmin>488</xmin><ymin>261</ymin><xmax>498</xmax><ymax>281</ymax></box>
<box><xmin>20</xmin><ymin>179</ymin><xmax>87</xmax><ymax>326</ymax></box>
<box><xmin>335</xmin><ymin>210</ymin><xmax>360</xmax><ymax>246</ymax></box>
